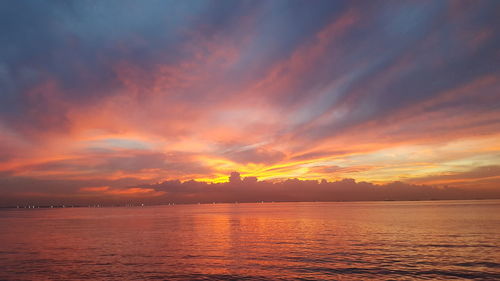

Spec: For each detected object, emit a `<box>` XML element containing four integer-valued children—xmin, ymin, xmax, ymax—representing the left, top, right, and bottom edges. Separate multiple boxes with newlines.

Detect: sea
<box><xmin>0</xmin><ymin>200</ymin><xmax>499</xmax><ymax>280</ymax></box>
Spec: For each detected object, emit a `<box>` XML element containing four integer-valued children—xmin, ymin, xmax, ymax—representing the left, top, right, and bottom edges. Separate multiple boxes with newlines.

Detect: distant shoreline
<box><xmin>1</xmin><ymin>198</ymin><xmax>499</xmax><ymax>209</ymax></box>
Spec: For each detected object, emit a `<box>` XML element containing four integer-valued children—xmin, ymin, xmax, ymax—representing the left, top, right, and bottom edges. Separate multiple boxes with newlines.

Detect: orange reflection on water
<box><xmin>0</xmin><ymin>201</ymin><xmax>499</xmax><ymax>280</ymax></box>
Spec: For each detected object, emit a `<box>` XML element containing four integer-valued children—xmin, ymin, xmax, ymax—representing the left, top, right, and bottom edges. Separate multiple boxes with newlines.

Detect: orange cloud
<box><xmin>80</xmin><ymin>186</ymin><xmax>165</xmax><ymax>197</ymax></box>
<box><xmin>80</xmin><ymin>186</ymin><xmax>110</xmax><ymax>192</ymax></box>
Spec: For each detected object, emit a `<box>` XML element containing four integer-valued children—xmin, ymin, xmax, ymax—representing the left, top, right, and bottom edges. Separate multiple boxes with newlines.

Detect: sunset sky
<box><xmin>1</xmin><ymin>1</ymin><xmax>499</xmax><ymax>204</ymax></box>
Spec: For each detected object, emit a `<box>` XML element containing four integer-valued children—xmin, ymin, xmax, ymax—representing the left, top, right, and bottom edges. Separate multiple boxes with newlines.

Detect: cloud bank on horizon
<box><xmin>0</xmin><ymin>0</ymin><xmax>499</xmax><ymax>204</ymax></box>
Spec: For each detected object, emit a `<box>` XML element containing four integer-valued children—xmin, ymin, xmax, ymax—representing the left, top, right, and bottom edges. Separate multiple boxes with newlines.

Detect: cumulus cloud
<box><xmin>134</xmin><ymin>175</ymin><xmax>500</xmax><ymax>204</ymax></box>
<box><xmin>1</xmin><ymin>173</ymin><xmax>498</xmax><ymax>207</ymax></box>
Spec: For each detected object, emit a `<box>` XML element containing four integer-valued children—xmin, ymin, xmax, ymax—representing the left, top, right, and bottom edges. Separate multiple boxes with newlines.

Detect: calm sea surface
<box><xmin>0</xmin><ymin>200</ymin><xmax>499</xmax><ymax>280</ymax></box>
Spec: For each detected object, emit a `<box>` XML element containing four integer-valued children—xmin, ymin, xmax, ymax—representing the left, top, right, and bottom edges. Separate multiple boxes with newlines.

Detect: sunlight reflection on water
<box><xmin>0</xmin><ymin>200</ymin><xmax>499</xmax><ymax>280</ymax></box>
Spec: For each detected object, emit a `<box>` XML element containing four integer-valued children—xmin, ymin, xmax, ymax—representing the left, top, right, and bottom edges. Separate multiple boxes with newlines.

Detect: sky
<box><xmin>0</xmin><ymin>0</ymin><xmax>499</xmax><ymax>205</ymax></box>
